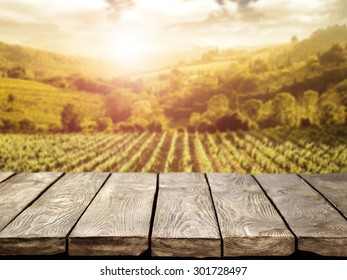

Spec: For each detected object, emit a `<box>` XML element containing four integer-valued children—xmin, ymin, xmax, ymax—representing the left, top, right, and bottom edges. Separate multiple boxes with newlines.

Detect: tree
<box><xmin>96</xmin><ymin>117</ymin><xmax>113</xmax><ymax>131</ymax></box>
<box><xmin>215</xmin><ymin>112</ymin><xmax>249</xmax><ymax>131</ymax></box>
<box><xmin>291</xmin><ymin>35</ymin><xmax>298</xmax><ymax>43</ymax></box>
<box><xmin>61</xmin><ymin>104</ymin><xmax>81</xmax><ymax>132</ymax></box>
<box><xmin>258</xmin><ymin>100</ymin><xmax>276</xmax><ymax>128</ymax></box>
<box><xmin>204</xmin><ymin>94</ymin><xmax>229</xmax><ymax>122</ymax></box>
<box><xmin>272</xmin><ymin>92</ymin><xmax>298</xmax><ymax>127</ymax></box>
<box><xmin>250</xmin><ymin>58</ymin><xmax>269</xmax><ymax>74</ymax></box>
<box><xmin>244</xmin><ymin>99</ymin><xmax>263</xmax><ymax>122</ymax></box>
<box><xmin>147</xmin><ymin>116</ymin><xmax>168</xmax><ymax>132</ymax></box>
<box><xmin>105</xmin><ymin>93</ymin><xmax>132</xmax><ymax>123</ymax></box>
<box><xmin>306</xmin><ymin>55</ymin><xmax>321</xmax><ymax>71</ymax></box>
<box><xmin>320</xmin><ymin>102</ymin><xmax>345</xmax><ymax>125</ymax></box>
<box><xmin>319</xmin><ymin>44</ymin><xmax>346</xmax><ymax>66</ymax></box>
<box><xmin>189</xmin><ymin>112</ymin><xmax>201</xmax><ymax>128</ymax></box>
<box><xmin>321</xmin><ymin>102</ymin><xmax>336</xmax><ymax>125</ymax></box>
<box><xmin>7</xmin><ymin>93</ymin><xmax>15</xmax><ymax>103</ymax></box>
<box><xmin>301</xmin><ymin>90</ymin><xmax>320</xmax><ymax>126</ymax></box>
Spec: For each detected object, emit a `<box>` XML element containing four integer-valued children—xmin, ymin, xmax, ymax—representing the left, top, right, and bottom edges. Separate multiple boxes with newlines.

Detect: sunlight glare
<box><xmin>111</xmin><ymin>33</ymin><xmax>151</xmax><ymax>71</ymax></box>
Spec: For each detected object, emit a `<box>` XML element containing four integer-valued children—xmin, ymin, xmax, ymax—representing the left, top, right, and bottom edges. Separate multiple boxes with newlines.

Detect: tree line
<box><xmin>1</xmin><ymin>25</ymin><xmax>347</xmax><ymax>133</ymax></box>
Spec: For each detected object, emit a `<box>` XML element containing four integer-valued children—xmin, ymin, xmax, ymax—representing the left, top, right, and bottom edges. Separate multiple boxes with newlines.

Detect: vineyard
<box><xmin>1</xmin><ymin>126</ymin><xmax>347</xmax><ymax>173</ymax></box>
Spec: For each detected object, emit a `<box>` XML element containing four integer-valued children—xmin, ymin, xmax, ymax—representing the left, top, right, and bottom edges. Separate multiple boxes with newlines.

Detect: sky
<box><xmin>0</xmin><ymin>0</ymin><xmax>346</xmax><ymax>70</ymax></box>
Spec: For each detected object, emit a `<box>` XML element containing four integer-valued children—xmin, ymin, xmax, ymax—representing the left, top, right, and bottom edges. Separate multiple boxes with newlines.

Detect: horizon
<box><xmin>0</xmin><ymin>0</ymin><xmax>346</xmax><ymax>71</ymax></box>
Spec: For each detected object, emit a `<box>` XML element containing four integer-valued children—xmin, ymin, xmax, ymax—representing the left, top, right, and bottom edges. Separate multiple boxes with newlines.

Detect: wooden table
<box><xmin>0</xmin><ymin>172</ymin><xmax>346</xmax><ymax>257</ymax></box>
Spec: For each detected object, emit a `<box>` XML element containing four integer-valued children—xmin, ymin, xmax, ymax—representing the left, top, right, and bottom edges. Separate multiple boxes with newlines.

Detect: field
<box><xmin>0</xmin><ymin>78</ymin><xmax>104</xmax><ymax>130</ymax></box>
<box><xmin>1</xmin><ymin>126</ymin><xmax>346</xmax><ymax>173</ymax></box>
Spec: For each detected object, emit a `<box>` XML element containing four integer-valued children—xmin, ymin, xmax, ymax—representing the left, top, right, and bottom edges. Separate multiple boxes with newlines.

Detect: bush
<box><xmin>197</xmin><ymin>120</ymin><xmax>216</xmax><ymax>133</ymax></box>
<box><xmin>48</xmin><ymin>123</ymin><xmax>62</xmax><ymax>133</ymax></box>
<box><xmin>43</xmin><ymin>76</ymin><xmax>67</xmax><ymax>88</ymax></box>
<box><xmin>61</xmin><ymin>103</ymin><xmax>82</xmax><ymax>132</ymax></box>
<box><xmin>215</xmin><ymin>112</ymin><xmax>249</xmax><ymax>131</ymax></box>
<box><xmin>0</xmin><ymin>118</ymin><xmax>19</xmax><ymax>131</ymax></box>
<box><xmin>19</xmin><ymin>119</ymin><xmax>36</xmax><ymax>132</ymax></box>
<box><xmin>147</xmin><ymin>121</ymin><xmax>163</xmax><ymax>132</ymax></box>
<box><xmin>7</xmin><ymin>67</ymin><xmax>26</xmax><ymax>79</ymax></box>
<box><xmin>117</xmin><ymin>123</ymin><xmax>145</xmax><ymax>133</ymax></box>
<box><xmin>96</xmin><ymin>117</ymin><xmax>113</xmax><ymax>132</ymax></box>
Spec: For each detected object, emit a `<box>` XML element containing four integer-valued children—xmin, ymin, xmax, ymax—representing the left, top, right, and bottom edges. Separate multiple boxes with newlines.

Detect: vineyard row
<box><xmin>0</xmin><ymin>128</ymin><xmax>346</xmax><ymax>173</ymax></box>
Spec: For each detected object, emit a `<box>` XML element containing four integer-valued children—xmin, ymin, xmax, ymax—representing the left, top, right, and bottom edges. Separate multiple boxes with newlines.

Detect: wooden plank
<box><xmin>69</xmin><ymin>173</ymin><xmax>157</xmax><ymax>256</ymax></box>
<box><xmin>0</xmin><ymin>172</ymin><xmax>14</xmax><ymax>183</ymax></box>
<box><xmin>0</xmin><ymin>173</ymin><xmax>62</xmax><ymax>232</ymax></box>
<box><xmin>301</xmin><ymin>173</ymin><xmax>347</xmax><ymax>219</ymax></box>
<box><xmin>0</xmin><ymin>173</ymin><xmax>109</xmax><ymax>255</ymax></box>
<box><xmin>255</xmin><ymin>174</ymin><xmax>347</xmax><ymax>256</ymax></box>
<box><xmin>152</xmin><ymin>173</ymin><xmax>220</xmax><ymax>258</ymax></box>
<box><xmin>207</xmin><ymin>173</ymin><xmax>295</xmax><ymax>256</ymax></box>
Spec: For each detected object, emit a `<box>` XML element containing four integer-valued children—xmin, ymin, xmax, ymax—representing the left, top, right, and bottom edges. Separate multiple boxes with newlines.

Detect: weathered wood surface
<box><xmin>0</xmin><ymin>172</ymin><xmax>346</xmax><ymax>257</ymax></box>
<box><xmin>152</xmin><ymin>173</ymin><xmax>220</xmax><ymax>258</ymax></box>
<box><xmin>301</xmin><ymin>173</ymin><xmax>347</xmax><ymax>219</ymax></box>
<box><xmin>0</xmin><ymin>173</ymin><xmax>109</xmax><ymax>255</ymax></box>
<box><xmin>69</xmin><ymin>173</ymin><xmax>157</xmax><ymax>256</ymax></box>
<box><xmin>207</xmin><ymin>173</ymin><xmax>295</xmax><ymax>256</ymax></box>
<box><xmin>0</xmin><ymin>173</ymin><xmax>62</xmax><ymax>232</ymax></box>
<box><xmin>255</xmin><ymin>174</ymin><xmax>347</xmax><ymax>256</ymax></box>
<box><xmin>0</xmin><ymin>172</ymin><xmax>14</xmax><ymax>183</ymax></box>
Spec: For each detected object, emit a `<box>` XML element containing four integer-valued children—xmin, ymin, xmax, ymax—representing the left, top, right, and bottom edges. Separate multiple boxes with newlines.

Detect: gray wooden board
<box><xmin>0</xmin><ymin>173</ymin><xmax>109</xmax><ymax>255</ymax></box>
<box><xmin>69</xmin><ymin>173</ymin><xmax>157</xmax><ymax>256</ymax></box>
<box><xmin>255</xmin><ymin>174</ymin><xmax>347</xmax><ymax>256</ymax></box>
<box><xmin>152</xmin><ymin>173</ymin><xmax>220</xmax><ymax>258</ymax></box>
<box><xmin>0</xmin><ymin>173</ymin><xmax>14</xmax><ymax>183</ymax></box>
<box><xmin>0</xmin><ymin>173</ymin><xmax>62</xmax><ymax>232</ymax></box>
<box><xmin>301</xmin><ymin>173</ymin><xmax>347</xmax><ymax>219</ymax></box>
<box><xmin>207</xmin><ymin>173</ymin><xmax>295</xmax><ymax>256</ymax></box>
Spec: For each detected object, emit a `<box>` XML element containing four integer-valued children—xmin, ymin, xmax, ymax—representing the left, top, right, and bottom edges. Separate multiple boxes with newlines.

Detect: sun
<box><xmin>111</xmin><ymin>33</ymin><xmax>150</xmax><ymax>71</ymax></box>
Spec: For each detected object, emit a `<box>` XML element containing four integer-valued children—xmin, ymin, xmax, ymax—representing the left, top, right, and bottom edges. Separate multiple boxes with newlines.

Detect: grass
<box><xmin>0</xmin><ymin>78</ymin><xmax>105</xmax><ymax>130</ymax></box>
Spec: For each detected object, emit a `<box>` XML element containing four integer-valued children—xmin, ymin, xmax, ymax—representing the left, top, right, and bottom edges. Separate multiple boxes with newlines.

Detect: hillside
<box><xmin>0</xmin><ymin>25</ymin><xmax>346</xmax><ymax>133</ymax></box>
<box><xmin>274</xmin><ymin>25</ymin><xmax>347</xmax><ymax>66</ymax></box>
<box><xmin>153</xmin><ymin>25</ymin><xmax>347</xmax><ymax>128</ymax></box>
<box><xmin>0</xmin><ymin>41</ymin><xmax>117</xmax><ymax>79</ymax></box>
<box><xmin>0</xmin><ymin>78</ymin><xmax>105</xmax><ymax>130</ymax></box>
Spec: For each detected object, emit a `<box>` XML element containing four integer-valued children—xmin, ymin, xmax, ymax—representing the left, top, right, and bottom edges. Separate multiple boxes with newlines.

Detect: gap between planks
<box><xmin>0</xmin><ymin>173</ymin><xmax>109</xmax><ymax>255</ymax></box>
<box><xmin>207</xmin><ymin>173</ymin><xmax>295</xmax><ymax>257</ymax></box>
<box><xmin>255</xmin><ymin>174</ymin><xmax>347</xmax><ymax>257</ymax></box>
<box><xmin>69</xmin><ymin>173</ymin><xmax>157</xmax><ymax>256</ymax></box>
<box><xmin>151</xmin><ymin>173</ymin><xmax>221</xmax><ymax>258</ymax></box>
<box><xmin>1</xmin><ymin>172</ymin><xmax>346</xmax><ymax>258</ymax></box>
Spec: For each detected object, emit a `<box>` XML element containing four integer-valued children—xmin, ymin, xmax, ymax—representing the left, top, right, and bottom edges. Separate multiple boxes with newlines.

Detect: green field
<box><xmin>1</xmin><ymin>126</ymin><xmax>346</xmax><ymax>173</ymax></box>
<box><xmin>0</xmin><ymin>78</ymin><xmax>104</xmax><ymax>130</ymax></box>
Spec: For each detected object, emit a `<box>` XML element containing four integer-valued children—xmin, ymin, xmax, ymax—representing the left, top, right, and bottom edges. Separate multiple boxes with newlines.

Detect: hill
<box><xmin>0</xmin><ymin>25</ymin><xmax>346</xmax><ymax>133</ymax></box>
<box><xmin>152</xmin><ymin>25</ymin><xmax>347</xmax><ymax>129</ymax></box>
<box><xmin>273</xmin><ymin>25</ymin><xmax>347</xmax><ymax>66</ymax></box>
<box><xmin>0</xmin><ymin>41</ymin><xmax>117</xmax><ymax>80</ymax></box>
<box><xmin>0</xmin><ymin>78</ymin><xmax>105</xmax><ymax>130</ymax></box>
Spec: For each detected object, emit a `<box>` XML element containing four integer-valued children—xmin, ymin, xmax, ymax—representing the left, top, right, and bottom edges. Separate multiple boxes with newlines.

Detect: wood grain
<box><xmin>301</xmin><ymin>173</ymin><xmax>347</xmax><ymax>219</ymax></box>
<box><xmin>69</xmin><ymin>173</ymin><xmax>157</xmax><ymax>256</ymax></box>
<box><xmin>152</xmin><ymin>173</ymin><xmax>220</xmax><ymax>258</ymax></box>
<box><xmin>207</xmin><ymin>173</ymin><xmax>294</xmax><ymax>256</ymax></box>
<box><xmin>0</xmin><ymin>173</ymin><xmax>62</xmax><ymax>232</ymax></box>
<box><xmin>0</xmin><ymin>173</ymin><xmax>108</xmax><ymax>255</ymax></box>
<box><xmin>0</xmin><ymin>173</ymin><xmax>14</xmax><ymax>183</ymax></box>
<box><xmin>255</xmin><ymin>174</ymin><xmax>347</xmax><ymax>256</ymax></box>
